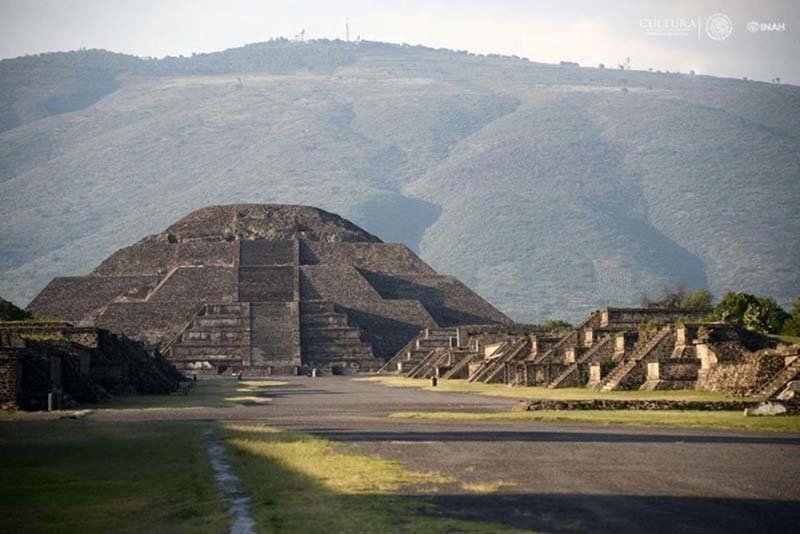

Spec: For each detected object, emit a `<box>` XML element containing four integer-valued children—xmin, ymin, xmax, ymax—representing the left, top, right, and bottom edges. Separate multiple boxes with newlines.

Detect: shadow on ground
<box><xmin>224</xmin><ymin>425</ymin><xmax>800</xmax><ymax>533</ymax></box>
<box><xmin>420</xmin><ymin>493</ymin><xmax>800</xmax><ymax>533</ymax></box>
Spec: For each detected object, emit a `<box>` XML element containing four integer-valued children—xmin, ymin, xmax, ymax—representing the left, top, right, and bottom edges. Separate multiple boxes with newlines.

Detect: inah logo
<box><xmin>747</xmin><ymin>20</ymin><xmax>787</xmax><ymax>33</ymax></box>
<box><xmin>706</xmin><ymin>13</ymin><xmax>733</xmax><ymax>40</ymax></box>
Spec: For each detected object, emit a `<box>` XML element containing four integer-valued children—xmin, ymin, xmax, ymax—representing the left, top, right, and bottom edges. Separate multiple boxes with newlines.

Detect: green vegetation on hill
<box><xmin>0</xmin><ymin>297</ymin><xmax>31</xmax><ymax>321</ymax></box>
<box><xmin>0</xmin><ymin>39</ymin><xmax>798</xmax><ymax>322</ymax></box>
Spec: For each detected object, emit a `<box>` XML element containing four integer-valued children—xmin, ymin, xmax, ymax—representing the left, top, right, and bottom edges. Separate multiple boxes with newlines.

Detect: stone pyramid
<box><xmin>29</xmin><ymin>204</ymin><xmax>510</xmax><ymax>374</ymax></box>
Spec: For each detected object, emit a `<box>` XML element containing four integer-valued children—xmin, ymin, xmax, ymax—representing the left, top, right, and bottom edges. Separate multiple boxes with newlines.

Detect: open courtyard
<box><xmin>3</xmin><ymin>376</ymin><xmax>799</xmax><ymax>533</ymax></box>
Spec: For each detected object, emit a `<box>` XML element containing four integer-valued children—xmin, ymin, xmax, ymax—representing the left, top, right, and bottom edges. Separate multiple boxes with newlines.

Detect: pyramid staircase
<box><xmin>440</xmin><ymin>350</ymin><xmax>481</xmax><ymax>379</ymax></box>
<box><xmin>531</xmin><ymin>311</ymin><xmax>601</xmax><ymax>366</ymax></box>
<box><xmin>597</xmin><ymin>326</ymin><xmax>673</xmax><ymax>391</ymax></box>
<box><xmin>380</xmin><ymin>327</ymin><xmax>458</xmax><ymax>374</ymax></box>
<box><xmin>468</xmin><ymin>338</ymin><xmax>530</xmax><ymax>384</ymax></box>
<box><xmin>548</xmin><ymin>335</ymin><xmax>615</xmax><ymax>389</ymax></box>
<box><xmin>166</xmin><ymin>303</ymin><xmax>246</xmax><ymax>371</ymax></box>
<box><xmin>754</xmin><ymin>356</ymin><xmax>800</xmax><ymax>399</ymax></box>
<box><xmin>406</xmin><ymin>348</ymin><xmax>450</xmax><ymax>379</ymax></box>
<box><xmin>299</xmin><ymin>300</ymin><xmax>375</xmax><ymax>370</ymax></box>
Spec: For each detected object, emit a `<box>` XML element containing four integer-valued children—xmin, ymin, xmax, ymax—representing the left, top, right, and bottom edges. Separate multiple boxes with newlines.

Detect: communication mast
<box><xmin>346</xmin><ymin>18</ymin><xmax>350</xmax><ymax>42</ymax></box>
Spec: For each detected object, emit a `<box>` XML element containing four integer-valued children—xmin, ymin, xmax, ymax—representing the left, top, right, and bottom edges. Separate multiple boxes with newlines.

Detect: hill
<box><xmin>1</xmin><ymin>39</ymin><xmax>798</xmax><ymax>322</ymax></box>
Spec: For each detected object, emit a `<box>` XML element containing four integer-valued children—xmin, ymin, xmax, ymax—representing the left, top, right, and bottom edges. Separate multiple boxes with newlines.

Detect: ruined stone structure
<box><xmin>29</xmin><ymin>205</ymin><xmax>509</xmax><ymax>375</ymax></box>
<box><xmin>0</xmin><ymin>322</ymin><xmax>183</xmax><ymax>410</ymax></box>
<box><xmin>387</xmin><ymin>307</ymin><xmax>800</xmax><ymax>400</ymax></box>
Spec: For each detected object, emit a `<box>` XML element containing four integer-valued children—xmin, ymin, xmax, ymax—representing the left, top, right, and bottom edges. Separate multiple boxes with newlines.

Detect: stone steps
<box><xmin>441</xmin><ymin>352</ymin><xmax>480</xmax><ymax>379</ymax></box>
<box><xmin>301</xmin><ymin>301</ymin><xmax>336</xmax><ymax>314</ymax></box>
<box><xmin>301</xmin><ymin>327</ymin><xmax>363</xmax><ymax>341</ymax></box>
<box><xmin>299</xmin><ymin>300</ymin><xmax>375</xmax><ymax>364</ymax></box>
<box><xmin>179</xmin><ymin>331</ymin><xmax>244</xmax><ymax>344</ymax></box>
<box><xmin>756</xmin><ymin>357</ymin><xmax>800</xmax><ymax>398</ymax></box>
<box><xmin>195</xmin><ymin>316</ymin><xmax>243</xmax><ymax>328</ymax></box>
<box><xmin>302</xmin><ymin>345</ymin><xmax>374</xmax><ymax>358</ymax></box>
<box><xmin>300</xmin><ymin>313</ymin><xmax>349</xmax><ymax>327</ymax></box>
<box><xmin>599</xmin><ymin>327</ymin><xmax>672</xmax><ymax>391</ymax></box>
<box><xmin>166</xmin><ymin>302</ymin><xmax>248</xmax><ymax>370</ymax></box>
<box><xmin>549</xmin><ymin>336</ymin><xmax>614</xmax><ymax>388</ymax></box>
<box><xmin>468</xmin><ymin>339</ymin><xmax>529</xmax><ymax>383</ymax></box>
<box><xmin>171</xmin><ymin>344</ymin><xmax>244</xmax><ymax>357</ymax></box>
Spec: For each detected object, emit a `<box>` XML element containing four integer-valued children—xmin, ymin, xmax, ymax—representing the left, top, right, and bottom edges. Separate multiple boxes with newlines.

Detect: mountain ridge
<box><xmin>1</xmin><ymin>39</ymin><xmax>798</xmax><ymax>321</ymax></box>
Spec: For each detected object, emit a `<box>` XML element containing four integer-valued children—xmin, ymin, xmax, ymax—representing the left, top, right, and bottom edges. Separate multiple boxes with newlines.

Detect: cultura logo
<box><xmin>706</xmin><ymin>13</ymin><xmax>733</xmax><ymax>41</ymax></box>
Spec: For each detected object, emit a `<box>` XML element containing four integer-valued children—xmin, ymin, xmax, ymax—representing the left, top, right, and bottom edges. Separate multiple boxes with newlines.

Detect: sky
<box><xmin>0</xmin><ymin>0</ymin><xmax>798</xmax><ymax>84</ymax></box>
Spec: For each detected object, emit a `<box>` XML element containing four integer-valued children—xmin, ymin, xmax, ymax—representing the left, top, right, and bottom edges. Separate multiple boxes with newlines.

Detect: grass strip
<box><xmin>0</xmin><ymin>420</ymin><xmax>228</xmax><ymax>533</ymax></box>
<box><xmin>224</xmin><ymin>424</ymin><xmax>527</xmax><ymax>532</ymax></box>
<box><xmin>389</xmin><ymin>410</ymin><xmax>800</xmax><ymax>432</ymax></box>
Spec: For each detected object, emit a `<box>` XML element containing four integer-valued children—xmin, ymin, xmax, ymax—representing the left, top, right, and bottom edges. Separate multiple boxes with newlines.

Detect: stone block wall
<box><xmin>250</xmin><ymin>302</ymin><xmax>301</xmax><ymax>371</ymax></box>
<box><xmin>96</xmin><ymin>302</ymin><xmax>204</xmax><ymax>347</ymax></box>
<box><xmin>697</xmin><ymin>352</ymin><xmax>786</xmax><ymax>395</ymax></box>
<box><xmin>149</xmin><ymin>267</ymin><xmax>236</xmax><ymax>303</ymax></box>
<box><xmin>93</xmin><ymin>240</ymin><xmax>236</xmax><ymax>276</ymax></box>
<box><xmin>302</xmin><ymin>241</ymin><xmax>436</xmax><ymax>274</ymax></box>
<box><xmin>600</xmin><ymin>308</ymin><xmax>701</xmax><ymax>327</ymax></box>
<box><xmin>28</xmin><ymin>275</ymin><xmax>162</xmax><ymax>323</ymax></box>
<box><xmin>0</xmin><ymin>350</ymin><xmax>22</xmax><ymax>407</ymax></box>
<box><xmin>238</xmin><ymin>266</ymin><xmax>296</xmax><ymax>302</ymax></box>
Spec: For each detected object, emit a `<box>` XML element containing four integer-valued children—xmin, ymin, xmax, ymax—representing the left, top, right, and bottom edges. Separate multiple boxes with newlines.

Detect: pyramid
<box><xmin>28</xmin><ymin>204</ymin><xmax>510</xmax><ymax>374</ymax></box>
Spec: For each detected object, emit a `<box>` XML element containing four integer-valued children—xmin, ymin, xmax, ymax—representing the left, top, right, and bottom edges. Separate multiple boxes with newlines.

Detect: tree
<box><xmin>642</xmin><ymin>285</ymin><xmax>711</xmax><ymax>310</ymax></box>
<box><xmin>713</xmin><ymin>292</ymin><xmax>788</xmax><ymax>334</ymax></box>
<box><xmin>679</xmin><ymin>289</ymin><xmax>713</xmax><ymax>311</ymax></box>
<box><xmin>781</xmin><ymin>295</ymin><xmax>800</xmax><ymax>337</ymax></box>
<box><xmin>0</xmin><ymin>297</ymin><xmax>32</xmax><ymax>321</ymax></box>
<box><xmin>542</xmin><ymin>319</ymin><xmax>572</xmax><ymax>333</ymax></box>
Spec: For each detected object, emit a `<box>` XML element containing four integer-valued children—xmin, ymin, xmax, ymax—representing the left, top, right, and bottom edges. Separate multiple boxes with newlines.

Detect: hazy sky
<box><xmin>1</xmin><ymin>0</ymin><xmax>798</xmax><ymax>83</ymax></box>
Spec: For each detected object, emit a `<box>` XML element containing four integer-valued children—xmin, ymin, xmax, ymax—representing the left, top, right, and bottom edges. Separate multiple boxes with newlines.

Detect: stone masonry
<box><xmin>29</xmin><ymin>205</ymin><xmax>510</xmax><ymax>375</ymax></box>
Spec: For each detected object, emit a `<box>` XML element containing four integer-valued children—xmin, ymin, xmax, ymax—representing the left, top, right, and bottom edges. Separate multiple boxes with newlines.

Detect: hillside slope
<box><xmin>1</xmin><ymin>40</ymin><xmax>798</xmax><ymax>322</ymax></box>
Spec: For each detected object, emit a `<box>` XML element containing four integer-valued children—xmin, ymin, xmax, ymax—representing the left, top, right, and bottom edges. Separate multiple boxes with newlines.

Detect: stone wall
<box><xmin>93</xmin><ymin>240</ymin><xmax>236</xmax><ymax>276</ymax></box>
<box><xmin>149</xmin><ymin>267</ymin><xmax>236</xmax><ymax>303</ymax></box>
<box><xmin>96</xmin><ymin>301</ymin><xmax>203</xmax><ymax>347</ymax></box>
<box><xmin>301</xmin><ymin>241</ymin><xmax>436</xmax><ymax>274</ymax></box>
<box><xmin>0</xmin><ymin>349</ymin><xmax>22</xmax><ymax>408</ymax></box>
<box><xmin>360</xmin><ymin>271</ymin><xmax>510</xmax><ymax>326</ymax></box>
<box><xmin>250</xmin><ymin>302</ymin><xmax>301</xmax><ymax>372</ymax></box>
<box><xmin>0</xmin><ymin>322</ymin><xmax>184</xmax><ymax>410</ymax></box>
<box><xmin>697</xmin><ymin>352</ymin><xmax>786</xmax><ymax>395</ymax></box>
<box><xmin>600</xmin><ymin>308</ymin><xmax>701</xmax><ymax>327</ymax></box>
<box><xmin>28</xmin><ymin>275</ymin><xmax>162</xmax><ymax>322</ymax></box>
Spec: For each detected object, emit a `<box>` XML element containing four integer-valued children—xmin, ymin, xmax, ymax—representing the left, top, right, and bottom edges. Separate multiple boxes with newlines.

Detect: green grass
<box><xmin>0</xmin><ymin>420</ymin><xmax>228</xmax><ymax>533</ymax></box>
<box><xmin>390</xmin><ymin>410</ymin><xmax>800</xmax><ymax>432</ymax></box>
<box><xmin>361</xmin><ymin>376</ymin><xmax>738</xmax><ymax>402</ymax></box>
<box><xmin>224</xmin><ymin>424</ymin><xmax>526</xmax><ymax>533</ymax></box>
<box><xmin>90</xmin><ymin>378</ymin><xmax>287</xmax><ymax>410</ymax></box>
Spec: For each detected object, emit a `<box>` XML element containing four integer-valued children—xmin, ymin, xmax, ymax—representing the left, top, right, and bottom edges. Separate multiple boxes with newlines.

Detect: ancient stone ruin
<box><xmin>384</xmin><ymin>307</ymin><xmax>800</xmax><ymax>401</ymax></box>
<box><xmin>0</xmin><ymin>321</ymin><xmax>184</xmax><ymax>410</ymax></box>
<box><xmin>28</xmin><ymin>204</ymin><xmax>509</xmax><ymax>375</ymax></box>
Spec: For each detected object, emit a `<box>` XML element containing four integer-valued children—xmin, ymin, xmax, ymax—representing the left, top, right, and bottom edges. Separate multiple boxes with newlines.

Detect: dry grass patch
<box><xmin>362</xmin><ymin>376</ymin><xmax>736</xmax><ymax>402</ymax></box>
<box><xmin>224</xmin><ymin>425</ymin><xmax>527</xmax><ymax>532</ymax></box>
<box><xmin>390</xmin><ymin>410</ymin><xmax>800</xmax><ymax>433</ymax></box>
<box><xmin>92</xmin><ymin>378</ymin><xmax>286</xmax><ymax>410</ymax></box>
